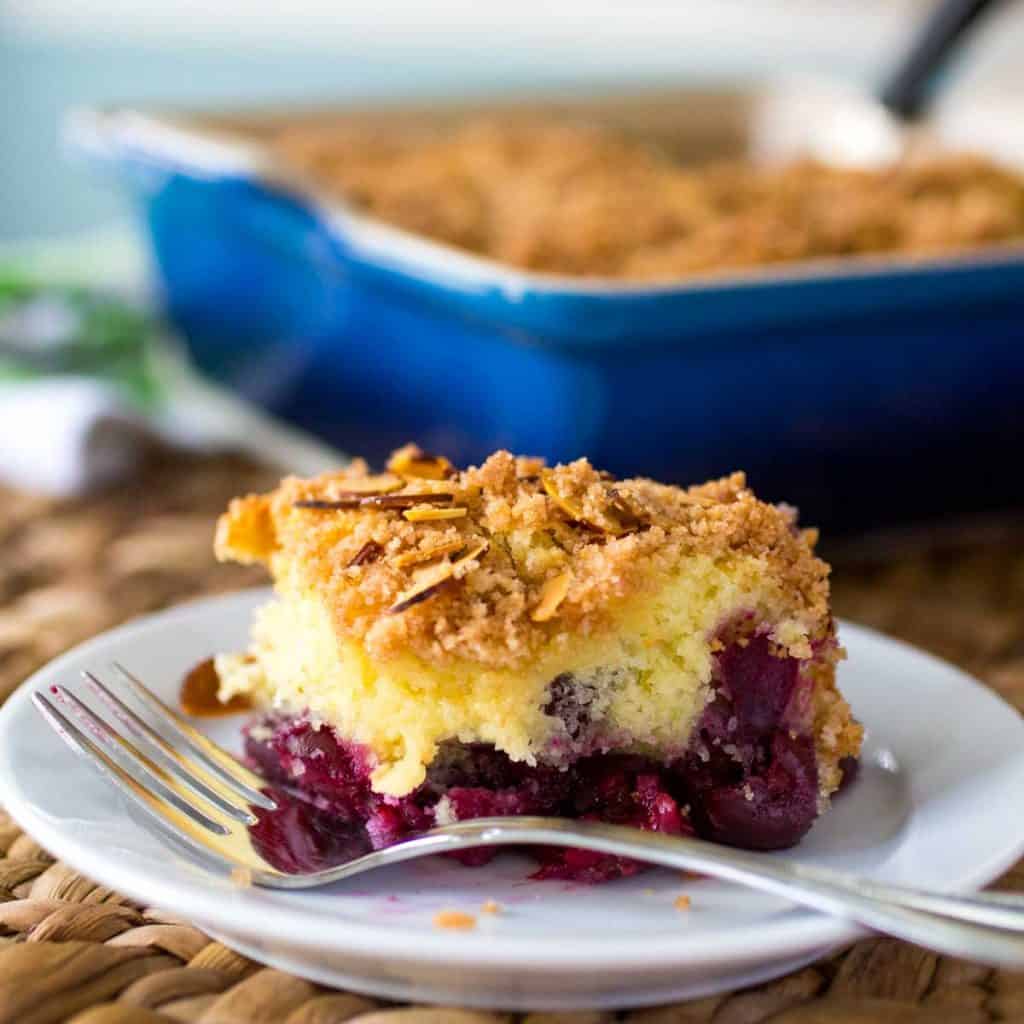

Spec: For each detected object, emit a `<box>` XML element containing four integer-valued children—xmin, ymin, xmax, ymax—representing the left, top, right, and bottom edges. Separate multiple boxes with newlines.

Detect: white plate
<box><xmin>1</xmin><ymin>588</ymin><xmax>1023</xmax><ymax>1011</ymax></box>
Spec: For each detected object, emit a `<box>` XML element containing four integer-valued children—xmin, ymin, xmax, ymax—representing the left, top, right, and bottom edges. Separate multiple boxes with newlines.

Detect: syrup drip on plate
<box><xmin>179</xmin><ymin>657</ymin><xmax>253</xmax><ymax>718</ymax></box>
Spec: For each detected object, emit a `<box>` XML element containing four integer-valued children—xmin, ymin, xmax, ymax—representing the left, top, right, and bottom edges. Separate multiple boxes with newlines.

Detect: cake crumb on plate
<box><xmin>433</xmin><ymin>909</ymin><xmax>477</xmax><ymax>931</ymax></box>
<box><xmin>674</xmin><ymin>894</ymin><xmax>692</xmax><ymax>911</ymax></box>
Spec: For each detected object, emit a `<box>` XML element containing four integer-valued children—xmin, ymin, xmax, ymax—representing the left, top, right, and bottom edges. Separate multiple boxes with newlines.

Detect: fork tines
<box><xmin>33</xmin><ymin>663</ymin><xmax>274</xmax><ymax>852</ymax></box>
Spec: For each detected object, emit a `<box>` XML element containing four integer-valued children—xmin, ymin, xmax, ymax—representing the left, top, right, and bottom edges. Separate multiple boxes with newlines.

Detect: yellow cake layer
<box><xmin>217</xmin><ymin>551</ymin><xmax>812</xmax><ymax>796</ymax></box>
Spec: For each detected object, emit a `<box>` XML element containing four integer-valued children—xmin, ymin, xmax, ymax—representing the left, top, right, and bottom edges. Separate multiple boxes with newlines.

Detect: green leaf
<box><xmin>0</xmin><ymin>270</ymin><xmax>166</xmax><ymax>409</ymax></box>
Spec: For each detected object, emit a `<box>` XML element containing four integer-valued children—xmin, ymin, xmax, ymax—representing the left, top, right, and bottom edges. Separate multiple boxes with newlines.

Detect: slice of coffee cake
<box><xmin>213</xmin><ymin>446</ymin><xmax>860</xmax><ymax>879</ymax></box>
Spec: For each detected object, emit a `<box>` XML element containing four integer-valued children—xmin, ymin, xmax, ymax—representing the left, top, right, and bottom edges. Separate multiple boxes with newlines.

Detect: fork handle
<box><xmin>818</xmin><ymin>872</ymin><xmax>1024</xmax><ymax>932</ymax></box>
<box><xmin>415</xmin><ymin>819</ymin><xmax>1024</xmax><ymax>967</ymax></box>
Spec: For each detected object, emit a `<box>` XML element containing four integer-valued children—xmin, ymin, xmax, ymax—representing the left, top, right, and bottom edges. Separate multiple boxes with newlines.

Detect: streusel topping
<box><xmin>216</xmin><ymin>447</ymin><xmax>832</xmax><ymax>669</ymax></box>
<box><xmin>272</xmin><ymin>116</ymin><xmax>1024</xmax><ymax>278</ymax></box>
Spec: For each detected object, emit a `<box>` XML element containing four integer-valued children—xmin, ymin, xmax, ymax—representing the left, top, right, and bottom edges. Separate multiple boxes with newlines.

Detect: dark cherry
<box><xmin>248</xmin><ymin>787</ymin><xmax>372</xmax><ymax>874</ymax></box>
<box><xmin>714</xmin><ymin>635</ymin><xmax>799</xmax><ymax>741</ymax></box>
<box><xmin>678</xmin><ymin>632</ymin><xmax>819</xmax><ymax>850</ymax></box>
<box><xmin>244</xmin><ymin>715</ymin><xmax>374</xmax><ymax>823</ymax></box>
<box><xmin>530</xmin><ymin>759</ymin><xmax>691</xmax><ymax>882</ymax></box>
<box><xmin>691</xmin><ymin>732</ymin><xmax>819</xmax><ymax>850</ymax></box>
<box><xmin>365</xmin><ymin>801</ymin><xmax>433</xmax><ymax>851</ymax></box>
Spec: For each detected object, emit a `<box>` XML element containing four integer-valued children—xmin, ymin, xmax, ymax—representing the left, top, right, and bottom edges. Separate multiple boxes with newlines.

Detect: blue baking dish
<box><xmin>67</xmin><ymin>92</ymin><xmax>1024</xmax><ymax>531</ymax></box>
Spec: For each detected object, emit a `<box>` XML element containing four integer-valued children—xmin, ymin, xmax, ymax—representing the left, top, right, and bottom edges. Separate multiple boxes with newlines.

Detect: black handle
<box><xmin>878</xmin><ymin>0</ymin><xmax>1008</xmax><ymax>120</ymax></box>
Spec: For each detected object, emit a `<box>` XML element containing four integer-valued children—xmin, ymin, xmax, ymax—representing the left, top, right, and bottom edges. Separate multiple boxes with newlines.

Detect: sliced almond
<box><xmin>295</xmin><ymin>492</ymin><xmax>453</xmax><ymax>511</ymax></box>
<box><xmin>294</xmin><ymin>498</ymin><xmax>362</xmax><ymax>510</ymax></box>
<box><xmin>605</xmin><ymin>487</ymin><xmax>647</xmax><ymax>535</ymax></box>
<box><xmin>392</xmin><ymin>538</ymin><xmax>467</xmax><ymax>569</ymax></box>
<box><xmin>530</xmin><ymin>570</ymin><xmax>572</xmax><ymax>622</ymax></box>
<box><xmin>328</xmin><ymin>473</ymin><xmax>403</xmax><ymax>496</ymax></box>
<box><xmin>369</xmin><ymin>492</ymin><xmax>454</xmax><ymax>509</ymax></box>
<box><xmin>387</xmin><ymin>539</ymin><xmax>489</xmax><ymax>614</ymax></box>
<box><xmin>542</xmin><ymin>471</ymin><xmax>645</xmax><ymax>536</ymax></box>
<box><xmin>388</xmin><ymin>444</ymin><xmax>455</xmax><ymax>480</ymax></box>
<box><xmin>387</xmin><ymin>559</ymin><xmax>456</xmax><ymax>614</ymax></box>
<box><xmin>541</xmin><ymin>469</ymin><xmax>586</xmax><ymax>522</ymax></box>
<box><xmin>451</xmin><ymin>539</ymin><xmax>489</xmax><ymax>573</ymax></box>
<box><xmin>347</xmin><ymin>540</ymin><xmax>384</xmax><ymax>567</ymax></box>
<box><xmin>403</xmin><ymin>506</ymin><xmax>468</xmax><ymax>523</ymax></box>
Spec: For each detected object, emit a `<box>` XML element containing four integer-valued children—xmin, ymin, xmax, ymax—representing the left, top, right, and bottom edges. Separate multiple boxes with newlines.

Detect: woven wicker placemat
<box><xmin>0</xmin><ymin>449</ymin><xmax>1021</xmax><ymax>1024</ymax></box>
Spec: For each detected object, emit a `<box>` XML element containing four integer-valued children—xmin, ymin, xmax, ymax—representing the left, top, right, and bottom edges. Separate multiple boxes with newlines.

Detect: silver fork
<box><xmin>33</xmin><ymin>665</ymin><xmax>1024</xmax><ymax>968</ymax></box>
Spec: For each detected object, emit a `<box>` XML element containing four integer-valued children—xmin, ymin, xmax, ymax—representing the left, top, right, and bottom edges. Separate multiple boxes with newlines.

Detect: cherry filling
<box><xmin>244</xmin><ymin>632</ymin><xmax>830</xmax><ymax>880</ymax></box>
<box><xmin>678</xmin><ymin>635</ymin><xmax>819</xmax><ymax>850</ymax></box>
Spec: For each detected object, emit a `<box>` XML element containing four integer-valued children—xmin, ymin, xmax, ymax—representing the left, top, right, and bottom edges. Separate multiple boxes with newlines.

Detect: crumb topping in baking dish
<box><xmin>271</xmin><ymin>117</ymin><xmax>1024</xmax><ymax>279</ymax></box>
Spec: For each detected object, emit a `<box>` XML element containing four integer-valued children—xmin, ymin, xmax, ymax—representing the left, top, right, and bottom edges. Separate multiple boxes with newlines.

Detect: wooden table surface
<box><xmin>0</xmin><ymin>450</ymin><xmax>1021</xmax><ymax>1024</ymax></box>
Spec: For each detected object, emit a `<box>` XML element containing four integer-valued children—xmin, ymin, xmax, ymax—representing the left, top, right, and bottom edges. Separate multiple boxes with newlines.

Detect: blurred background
<box><xmin>5</xmin><ymin>0</ymin><xmax>1024</xmax><ymax>240</ymax></box>
<box><xmin>3</xmin><ymin>0</ymin><xmax>1024</xmax><ymax>532</ymax></box>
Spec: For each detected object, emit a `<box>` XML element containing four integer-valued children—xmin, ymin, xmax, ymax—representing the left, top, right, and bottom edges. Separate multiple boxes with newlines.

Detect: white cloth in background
<box><xmin>0</xmin><ymin>365</ymin><xmax>343</xmax><ymax>497</ymax></box>
<box><xmin>0</xmin><ymin>378</ymin><xmax>150</xmax><ymax>495</ymax></box>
